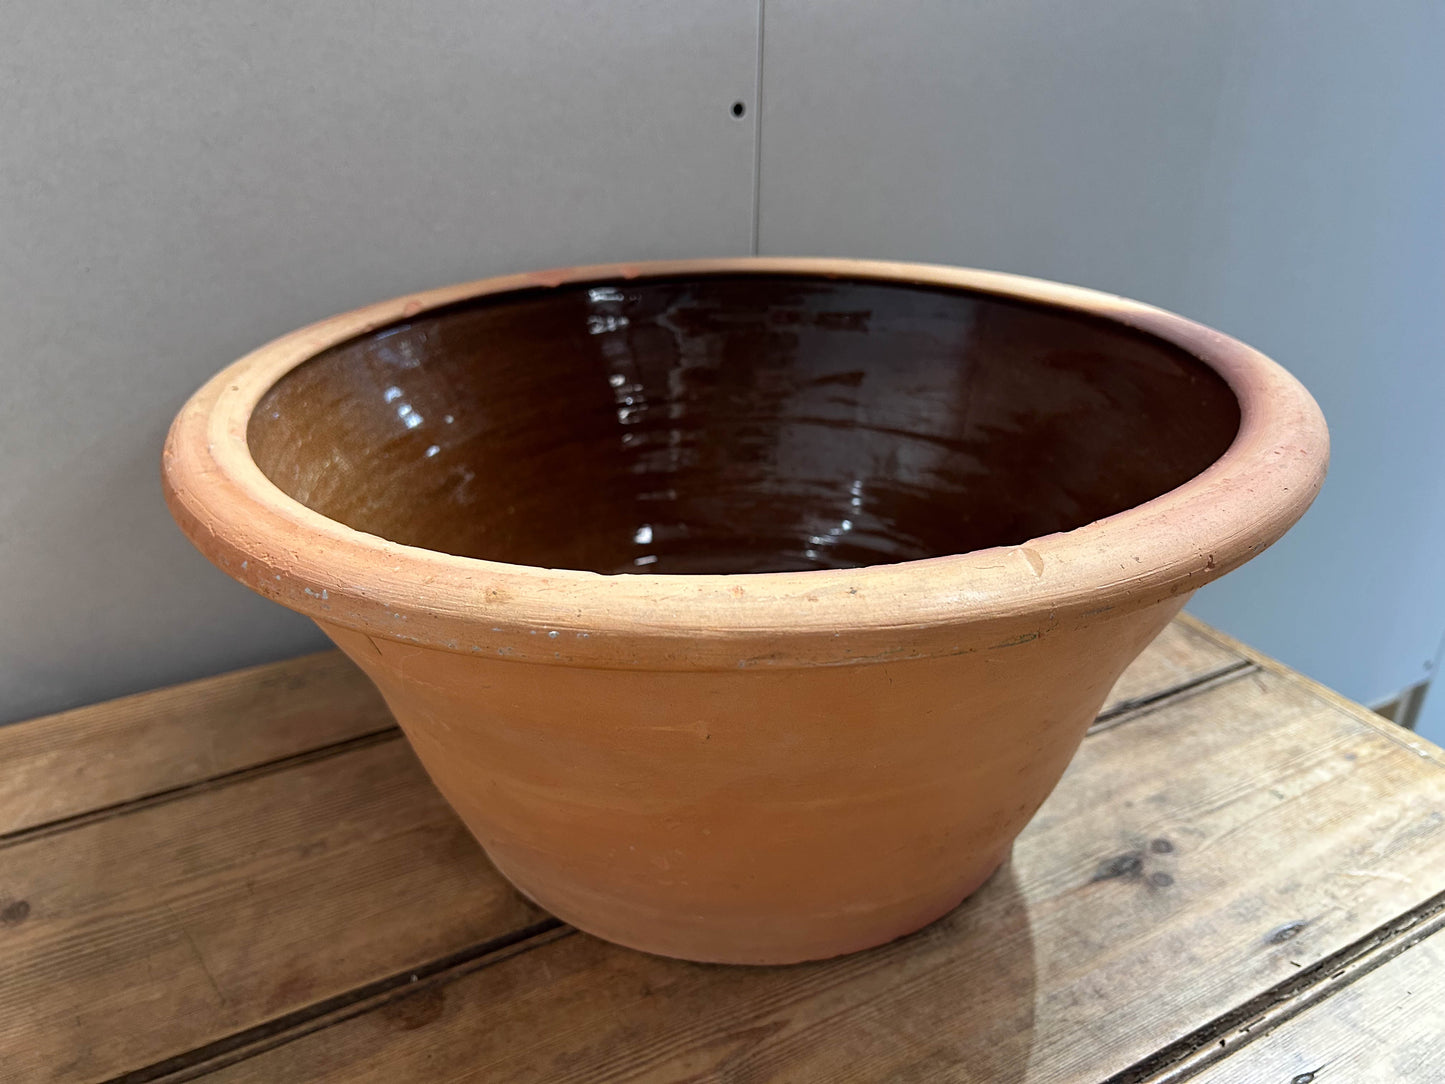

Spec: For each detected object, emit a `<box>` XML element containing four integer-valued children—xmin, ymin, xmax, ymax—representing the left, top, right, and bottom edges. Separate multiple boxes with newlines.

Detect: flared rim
<box><xmin>162</xmin><ymin>258</ymin><xmax>1328</xmax><ymax>669</ymax></box>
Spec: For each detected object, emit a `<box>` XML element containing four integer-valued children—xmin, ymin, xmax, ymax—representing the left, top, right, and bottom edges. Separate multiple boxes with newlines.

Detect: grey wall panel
<box><xmin>756</xmin><ymin>0</ymin><xmax>1445</xmax><ymax>739</ymax></box>
<box><xmin>1</xmin><ymin>1</ymin><xmax>760</xmax><ymax>722</ymax></box>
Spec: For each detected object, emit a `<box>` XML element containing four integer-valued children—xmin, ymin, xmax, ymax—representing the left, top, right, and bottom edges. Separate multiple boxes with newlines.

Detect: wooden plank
<box><xmin>1101</xmin><ymin>618</ymin><xmax>1246</xmax><ymax>719</ymax></box>
<box><xmin>1181</xmin><ymin>612</ymin><xmax>1445</xmax><ymax>766</ymax></box>
<box><xmin>0</xmin><ymin>652</ymin><xmax>392</xmax><ymax>838</ymax></box>
<box><xmin>0</xmin><ymin>737</ymin><xmax>544</xmax><ymax>1083</ymax></box>
<box><xmin>203</xmin><ymin>668</ymin><xmax>1445</xmax><ymax>1084</ymax></box>
<box><xmin>1190</xmin><ymin>925</ymin><xmax>1445</xmax><ymax>1084</ymax></box>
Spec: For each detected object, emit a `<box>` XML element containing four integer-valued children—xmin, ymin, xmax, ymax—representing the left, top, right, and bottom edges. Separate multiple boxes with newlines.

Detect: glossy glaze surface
<box><xmin>249</xmin><ymin>275</ymin><xmax>1241</xmax><ymax>574</ymax></box>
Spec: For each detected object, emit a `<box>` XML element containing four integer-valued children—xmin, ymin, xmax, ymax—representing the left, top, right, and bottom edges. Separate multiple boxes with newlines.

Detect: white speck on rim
<box><xmin>424</xmin><ymin>445</ymin><xmax>440</xmax><ymax>458</ymax></box>
<box><xmin>633</xmin><ymin>524</ymin><xmax>653</xmax><ymax>545</ymax></box>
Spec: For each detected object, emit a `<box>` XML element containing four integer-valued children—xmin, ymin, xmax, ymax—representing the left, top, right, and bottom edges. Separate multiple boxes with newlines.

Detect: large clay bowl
<box><xmin>163</xmin><ymin>259</ymin><xmax>1327</xmax><ymax>964</ymax></box>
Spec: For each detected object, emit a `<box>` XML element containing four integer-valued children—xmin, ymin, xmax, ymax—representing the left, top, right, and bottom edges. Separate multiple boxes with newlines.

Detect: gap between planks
<box><xmin>1089</xmin><ymin>660</ymin><xmax>1254</xmax><ymax>735</ymax></box>
<box><xmin>1177</xmin><ymin>613</ymin><xmax>1445</xmax><ymax>771</ymax></box>
<box><xmin>1106</xmin><ymin>884</ymin><xmax>1445</xmax><ymax>1084</ymax></box>
<box><xmin>0</xmin><ymin>727</ymin><xmax>403</xmax><ymax>852</ymax></box>
<box><xmin>101</xmin><ymin>920</ymin><xmax>571</xmax><ymax>1084</ymax></box>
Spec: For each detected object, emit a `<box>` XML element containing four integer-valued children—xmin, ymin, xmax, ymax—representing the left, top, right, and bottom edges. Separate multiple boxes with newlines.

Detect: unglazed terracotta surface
<box><xmin>163</xmin><ymin>259</ymin><xmax>1328</xmax><ymax>963</ymax></box>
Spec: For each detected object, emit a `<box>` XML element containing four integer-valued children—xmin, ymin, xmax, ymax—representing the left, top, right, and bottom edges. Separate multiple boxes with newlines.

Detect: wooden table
<box><xmin>4</xmin><ymin>616</ymin><xmax>1444</xmax><ymax>1083</ymax></box>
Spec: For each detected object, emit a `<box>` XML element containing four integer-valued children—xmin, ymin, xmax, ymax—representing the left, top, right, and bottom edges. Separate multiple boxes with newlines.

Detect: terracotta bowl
<box><xmin>163</xmin><ymin>259</ymin><xmax>1327</xmax><ymax>964</ymax></box>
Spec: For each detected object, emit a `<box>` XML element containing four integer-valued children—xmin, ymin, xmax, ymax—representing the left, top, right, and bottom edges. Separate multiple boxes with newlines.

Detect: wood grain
<box><xmin>1178</xmin><ymin>612</ymin><xmax>1445</xmax><ymax>771</ymax></box>
<box><xmin>1189</xmin><ymin>926</ymin><xmax>1445</xmax><ymax>1084</ymax></box>
<box><xmin>0</xmin><ymin>652</ymin><xmax>393</xmax><ymax>838</ymax></box>
<box><xmin>204</xmin><ymin>668</ymin><xmax>1445</xmax><ymax>1084</ymax></box>
<box><xmin>0</xmin><ymin>738</ymin><xmax>543</xmax><ymax>1083</ymax></box>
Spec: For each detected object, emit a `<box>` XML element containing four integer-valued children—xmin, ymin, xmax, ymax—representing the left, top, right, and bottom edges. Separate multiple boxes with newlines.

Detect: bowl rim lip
<box><xmin>163</xmin><ymin>257</ymin><xmax>1329</xmax><ymax>664</ymax></box>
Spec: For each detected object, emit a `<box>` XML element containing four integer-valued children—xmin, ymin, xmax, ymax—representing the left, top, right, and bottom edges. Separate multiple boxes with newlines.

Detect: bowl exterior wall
<box><xmin>319</xmin><ymin>595</ymin><xmax>1185</xmax><ymax>963</ymax></box>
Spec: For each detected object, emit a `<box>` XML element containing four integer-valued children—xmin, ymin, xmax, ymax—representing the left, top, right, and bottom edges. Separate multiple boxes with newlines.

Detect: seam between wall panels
<box><xmin>751</xmin><ymin>0</ymin><xmax>765</xmax><ymax>255</ymax></box>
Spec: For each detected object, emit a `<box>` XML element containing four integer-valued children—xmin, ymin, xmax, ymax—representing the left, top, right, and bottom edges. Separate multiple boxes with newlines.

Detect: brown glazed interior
<box><xmin>249</xmin><ymin>273</ymin><xmax>1241</xmax><ymax>575</ymax></box>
